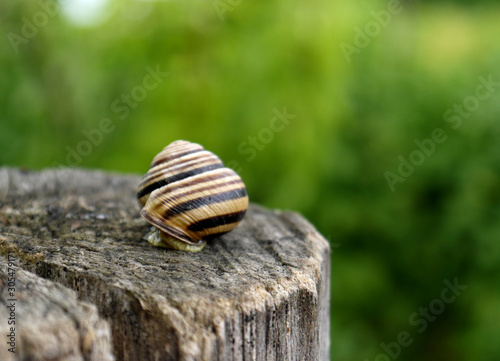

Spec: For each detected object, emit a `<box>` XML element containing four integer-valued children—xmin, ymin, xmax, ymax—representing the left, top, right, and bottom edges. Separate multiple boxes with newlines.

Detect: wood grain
<box><xmin>0</xmin><ymin>168</ymin><xmax>330</xmax><ymax>361</ymax></box>
<box><xmin>0</xmin><ymin>257</ymin><xmax>114</xmax><ymax>361</ymax></box>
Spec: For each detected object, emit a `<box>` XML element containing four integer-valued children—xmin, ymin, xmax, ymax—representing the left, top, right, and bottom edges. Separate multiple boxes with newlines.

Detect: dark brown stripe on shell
<box><xmin>187</xmin><ymin>210</ymin><xmax>247</xmax><ymax>232</ymax></box>
<box><xmin>170</xmin><ymin>178</ymin><xmax>243</xmax><ymax>203</ymax></box>
<box><xmin>140</xmin><ymin>152</ymin><xmax>219</xmax><ymax>187</ymax></box>
<box><xmin>162</xmin><ymin>187</ymin><xmax>248</xmax><ymax>218</ymax></box>
<box><xmin>150</xmin><ymin>148</ymin><xmax>203</xmax><ymax>168</ymax></box>
<box><xmin>137</xmin><ymin>163</ymin><xmax>225</xmax><ymax>200</ymax></box>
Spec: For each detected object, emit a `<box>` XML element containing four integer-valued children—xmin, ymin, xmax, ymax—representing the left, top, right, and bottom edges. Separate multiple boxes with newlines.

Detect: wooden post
<box><xmin>0</xmin><ymin>258</ymin><xmax>114</xmax><ymax>361</ymax></box>
<box><xmin>0</xmin><ymin>168</ymin><xmax>330</xmax><ymax>361</ymax></box>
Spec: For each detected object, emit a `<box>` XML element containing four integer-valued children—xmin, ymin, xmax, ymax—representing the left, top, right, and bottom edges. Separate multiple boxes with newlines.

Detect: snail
<box><xmin>137</xmin><ymin>140</ymin><xmax>249</xmax><ymax>252</ymax></box>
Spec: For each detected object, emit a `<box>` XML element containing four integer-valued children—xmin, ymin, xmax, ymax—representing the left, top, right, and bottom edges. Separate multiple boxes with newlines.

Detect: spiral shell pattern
<box><xmin>137</xmin><ymin>140</ymin><xmax>248</xmax><ymax>246</ymax></box>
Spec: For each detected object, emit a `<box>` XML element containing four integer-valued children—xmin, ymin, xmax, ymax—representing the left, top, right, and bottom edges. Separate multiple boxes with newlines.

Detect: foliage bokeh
<box><xmin>1</xmin><ymin>0</ymin><xmax>500</xmax><ymax>360</ymax></box>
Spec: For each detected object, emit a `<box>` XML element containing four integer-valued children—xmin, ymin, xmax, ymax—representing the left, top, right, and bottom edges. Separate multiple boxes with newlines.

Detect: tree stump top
<box><xmin>0</xmin><ymin>168</ymin><xmax>330</xmax><ymax>361</ymax></box>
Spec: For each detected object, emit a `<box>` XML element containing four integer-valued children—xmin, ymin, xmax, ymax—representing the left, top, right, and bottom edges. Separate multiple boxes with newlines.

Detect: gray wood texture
<box><xmin>0</xmin><ymin>168</ymin><xmax>330</xmax><ymax>361</ymax></box>
<box><xmin>0</xmin><ymin>257</ymin><xmax>114</xmax><ymax>361</ymax></box>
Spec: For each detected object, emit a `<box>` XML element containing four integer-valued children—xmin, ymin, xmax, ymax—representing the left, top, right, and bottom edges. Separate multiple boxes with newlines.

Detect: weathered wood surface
<box><xmin>0</xmin><ymin>257</ymin><xmax>114</xmax><ymax>361</ymax></box>
<box><xmin>0</xmin><ymin>168</ymin><xmax>330</xmax><ymax>361</ymax></box>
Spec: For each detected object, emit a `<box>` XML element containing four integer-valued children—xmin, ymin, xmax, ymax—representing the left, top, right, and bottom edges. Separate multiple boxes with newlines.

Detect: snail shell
<box><xmin>137</xmin><ymin>140</ymin><xmax>249</xmax><ymax>252</ymax></box>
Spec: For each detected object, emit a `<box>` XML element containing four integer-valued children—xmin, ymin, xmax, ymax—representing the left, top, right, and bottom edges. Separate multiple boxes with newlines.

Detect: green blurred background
<box><xmin>1</xmin><ymin>0</ymin><xmax>500</xmax><ymax>360</ymax></box>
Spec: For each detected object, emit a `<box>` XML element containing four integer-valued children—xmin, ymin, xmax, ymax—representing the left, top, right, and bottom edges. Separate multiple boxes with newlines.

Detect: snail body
<box><xmin>137</xmin><ymin>140</ymin><xmax>248</xmax><ymax>252</ymax></box>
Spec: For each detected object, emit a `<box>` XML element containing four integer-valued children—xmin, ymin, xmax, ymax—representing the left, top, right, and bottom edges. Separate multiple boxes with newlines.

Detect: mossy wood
<box><xmin>0</xmin><ymin>168</ymin><xmax>330</xmax><ymax>361</ymax></box>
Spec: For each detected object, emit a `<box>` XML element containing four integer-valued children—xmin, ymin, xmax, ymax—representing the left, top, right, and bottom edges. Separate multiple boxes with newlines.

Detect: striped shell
<box><xmin>137</xmin><ymin>140</ymin><xmax>248</xmax><ymax>249</ymax></box>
